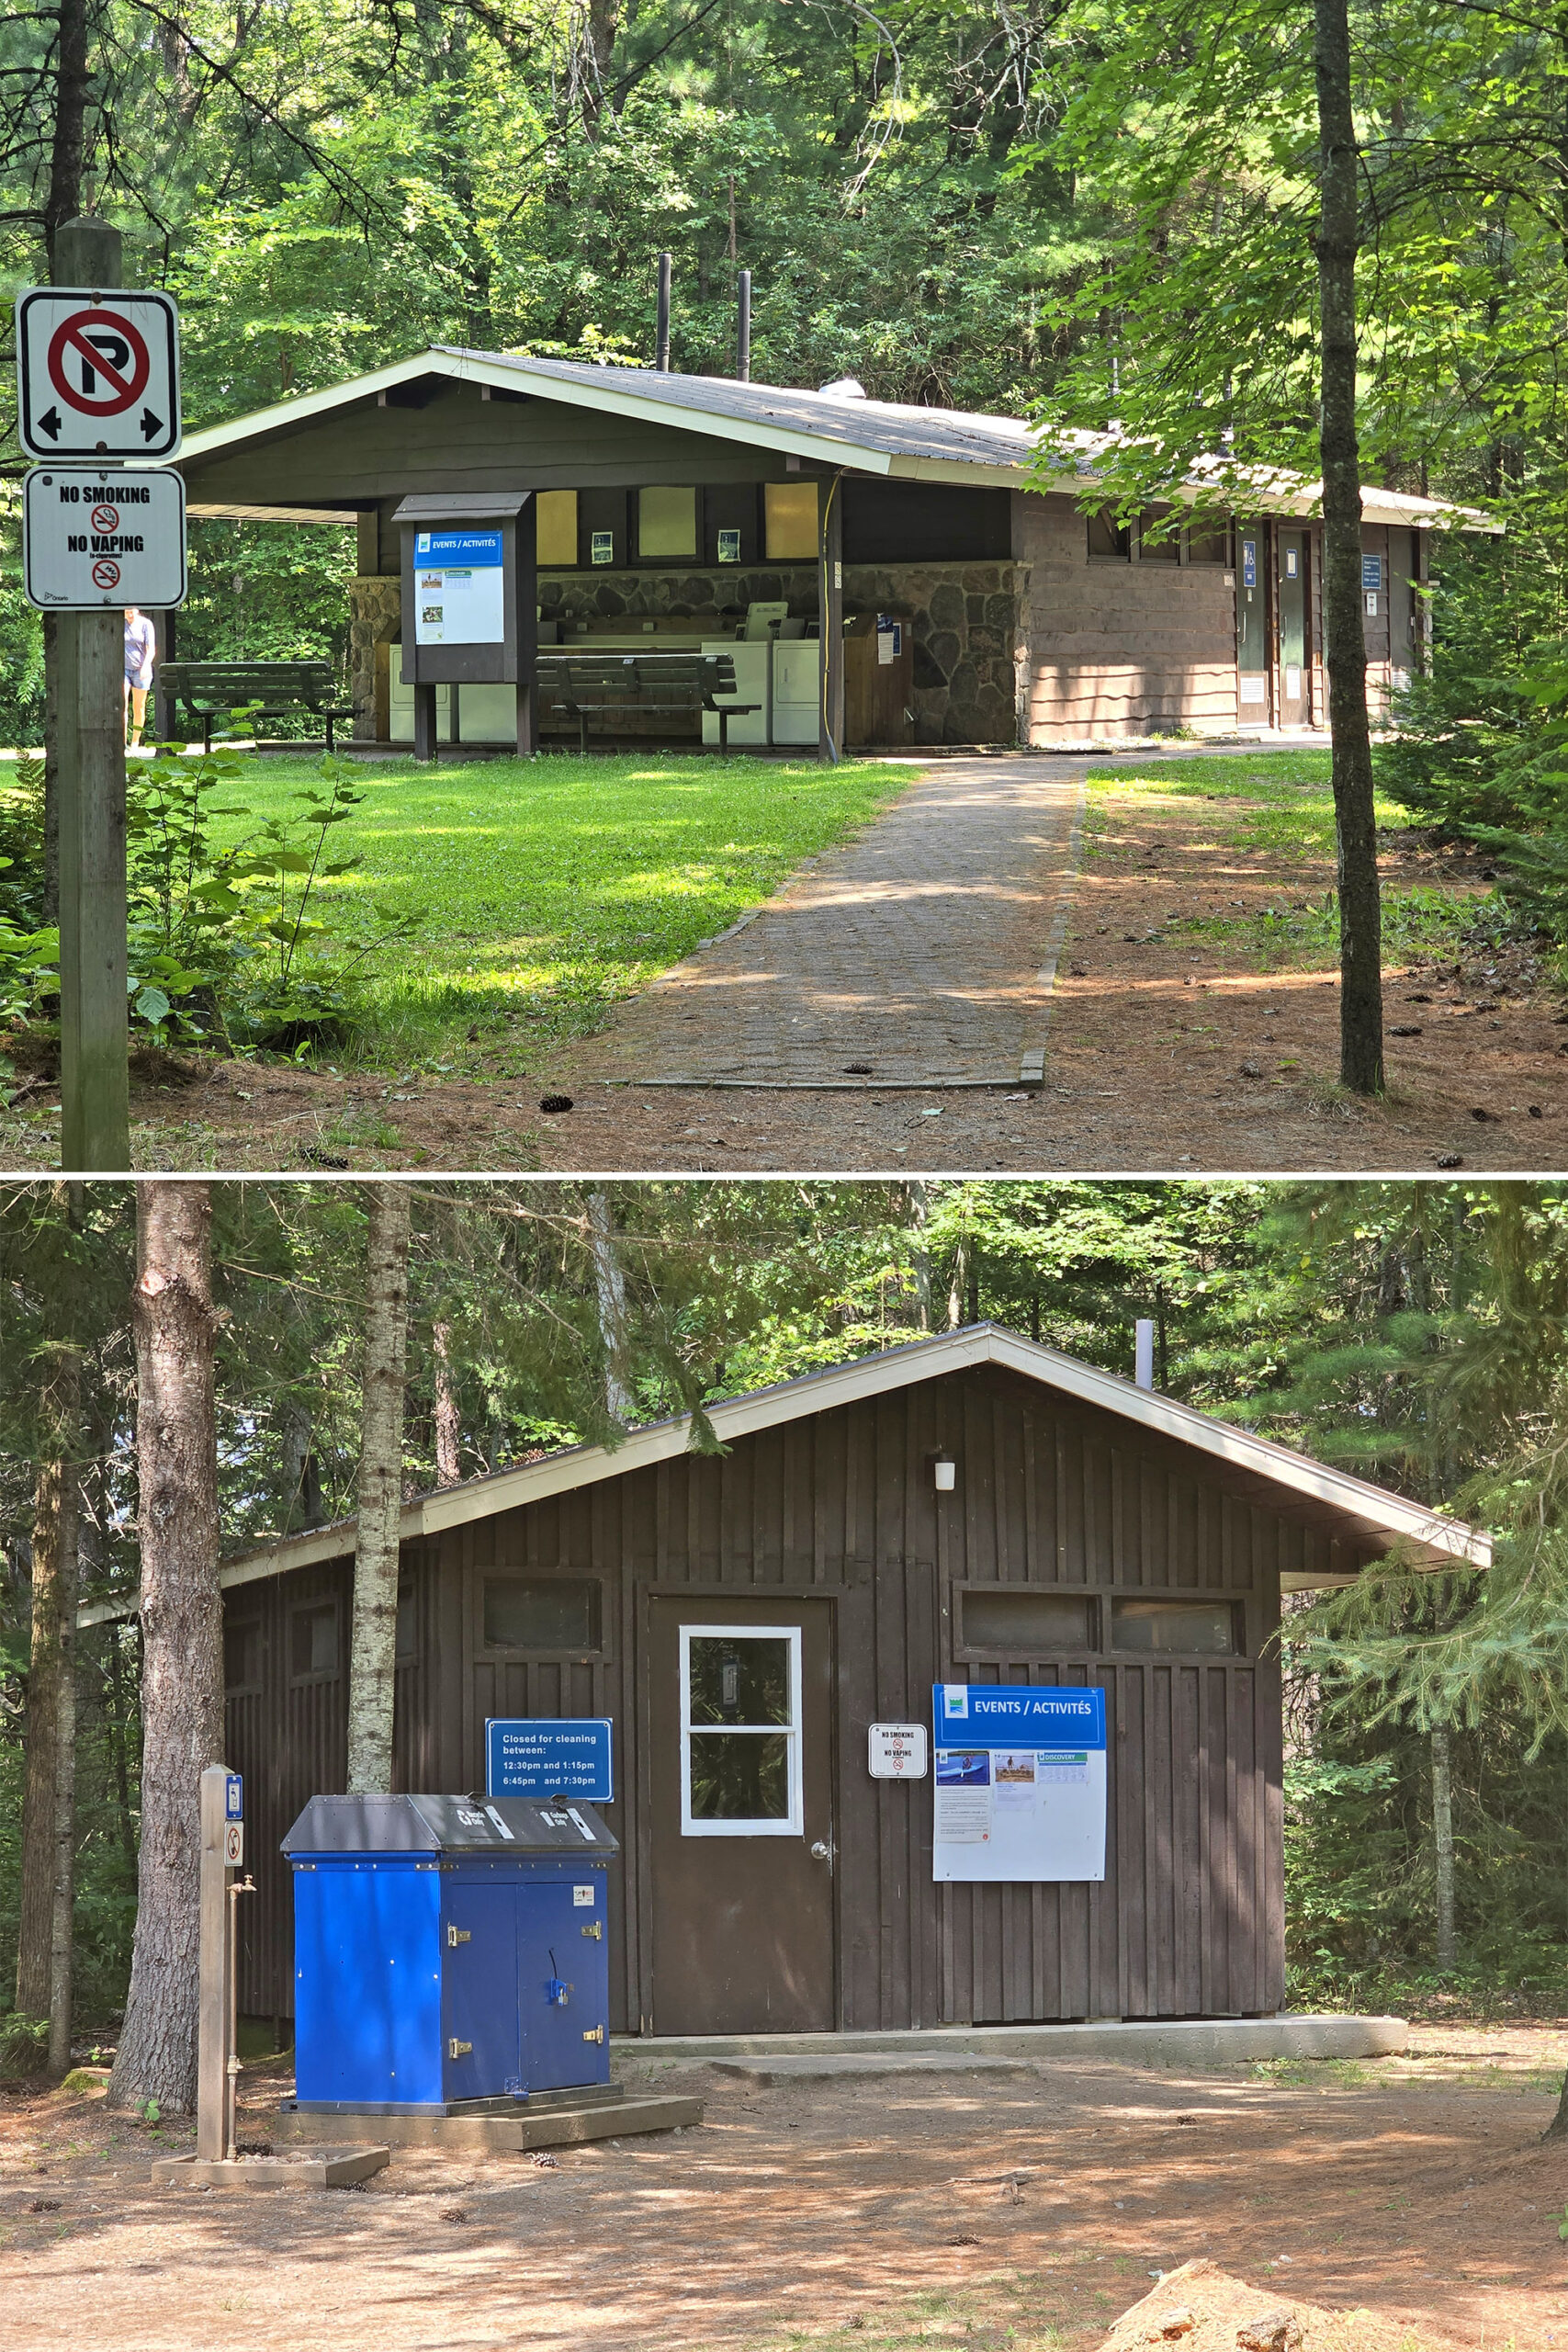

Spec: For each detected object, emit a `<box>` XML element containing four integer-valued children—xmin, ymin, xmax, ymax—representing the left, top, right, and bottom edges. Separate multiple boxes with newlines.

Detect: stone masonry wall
<box><xmin>353</xmin><ymin>560</ymin><xmax>1027</xmax><ymax>746</ymax></box>
<box><xmin>348</xmin><ymin>576</ymin><xmax>402</xmax><ymax>741</ymax></box>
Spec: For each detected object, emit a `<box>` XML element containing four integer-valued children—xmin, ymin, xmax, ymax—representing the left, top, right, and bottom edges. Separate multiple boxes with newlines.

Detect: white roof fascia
<box><xmin>176</xmin><ymin>349</ymin><xmax>1498</xmax><ymax>535</ymax></box>
<box><xmin>178</xmin><ymin>350</ymin><xmax>472</xmax><ymax>460</ymax></box>
<box><xmin>179</xmin><ymin>347</ymin><xmax>899</xmax><ymax>477</ymax></box>
<box><xmin>888</xmin><ymin>456</ymin><xmax>1031</xmax><ymax>488</ymax></box>
<box><xmin>80</xmin><ymin>1325</ymin><xmax>1485</xmax><ymax>1629</ymax></box>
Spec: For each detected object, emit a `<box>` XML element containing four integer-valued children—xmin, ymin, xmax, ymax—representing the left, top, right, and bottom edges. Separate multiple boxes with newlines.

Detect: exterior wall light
<box><xmin>933</xmin><ymin>1454</ymin><xmax>956</xmax><ymax>1492</ymax></box>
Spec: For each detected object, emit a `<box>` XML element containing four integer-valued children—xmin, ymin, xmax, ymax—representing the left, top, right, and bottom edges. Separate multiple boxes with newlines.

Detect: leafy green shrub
<box><xmin>1375</xmin><ymin>663</ymin><xmax>1567</xmax><ymax>836</ymax></box>
<box><xmin>0</xmin><ymin>2013</ymin><xmax>49</xmax><ymax>2080</ymax></box>
<box><xmin>124</xmin><ymin>746</ymin><xmax>418</xmax><ymax>1054</ymax></box>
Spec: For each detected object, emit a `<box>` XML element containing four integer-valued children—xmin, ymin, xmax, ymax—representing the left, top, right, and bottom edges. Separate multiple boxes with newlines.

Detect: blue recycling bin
<box><xmin>282</xmin><ymin>1793</ymin><xmax>617</xmax><ymax>2113</ymax></box>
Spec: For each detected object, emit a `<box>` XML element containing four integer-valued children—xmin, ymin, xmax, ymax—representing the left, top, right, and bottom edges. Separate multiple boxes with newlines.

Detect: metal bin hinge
<box><xmin>447</xmin><ymin>2038</ymin><xmax>473</xmax><ymax>2059</ymax></box>
<box><xmin>447</xmin><ymin>1925</ymin><xmax>471</xmax><ymax>1946</ymax></box>
<box><xmin>581</xmin><ymin>1921</ymin><xmax>603</xmax><ymax>1940</ymax></box>
<box><xmin>581</xmin><ymin>2025</ymin><xmax>605</xmax><ymax>2044</ymax></box>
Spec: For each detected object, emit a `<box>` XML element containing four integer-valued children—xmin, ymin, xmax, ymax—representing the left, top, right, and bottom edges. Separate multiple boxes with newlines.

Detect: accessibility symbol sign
<box><xmin>16</xmin><ymin>286</ymin><xmax>181</xmax><ymax>460</ymax></box>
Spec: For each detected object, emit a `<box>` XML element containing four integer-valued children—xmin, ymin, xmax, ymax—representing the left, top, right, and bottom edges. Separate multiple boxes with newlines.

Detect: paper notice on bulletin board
<box><xmin>414</xmin><ymin>528</ymin><xmax>505</xmax><ymax>645</ymax></box>
<box><xmin>931</xmin><ymin>1683</ymin><xmax>1106</xmax><ymax>1883</ymax></box>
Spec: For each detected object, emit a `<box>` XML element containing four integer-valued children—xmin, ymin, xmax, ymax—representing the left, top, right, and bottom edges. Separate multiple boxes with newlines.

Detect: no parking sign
<box><xmin>16</xmin><ymin>286</ymin><xmax>181</xmax><ymax>459</ymax></box>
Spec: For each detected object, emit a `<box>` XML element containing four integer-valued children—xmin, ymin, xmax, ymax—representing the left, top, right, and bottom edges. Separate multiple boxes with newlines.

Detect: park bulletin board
<box><xmin>931</xmin><ymin>1683</ymin><xmax>1107</xmax><ymax>1883</ymax></box>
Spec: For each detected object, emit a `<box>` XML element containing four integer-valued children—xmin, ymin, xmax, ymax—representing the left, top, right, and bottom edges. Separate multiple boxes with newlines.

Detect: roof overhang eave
<box><xmin>79</xmin><ymin>1326</ymin><xmax>1488</xmax><ymax>1628</ymax></box>
<box><xmin>177</xmin><ymin>347</ymin><xmax>901</xmax><ymax>478</ymax></box>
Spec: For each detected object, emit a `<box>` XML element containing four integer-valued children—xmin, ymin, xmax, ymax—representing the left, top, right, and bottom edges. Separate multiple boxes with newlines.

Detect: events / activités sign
<box><xmin>931</xmin><ymin>1683</ymin><xmax>1107</xmax><ymax>1884</ymax></box>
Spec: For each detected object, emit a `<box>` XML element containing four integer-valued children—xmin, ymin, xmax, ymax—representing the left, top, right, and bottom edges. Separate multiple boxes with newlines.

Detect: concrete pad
<box><xmin>152</xmin><ymin>2144</ymin><xmax>389</xmax><ymax>2188</ymax></box>
<box><xmin>274</xmin><ymin>2093</ymin><xmax>704</xmax><ymax>2154</ymax></box>
<box><xmin>615</xmin><ymin>2016</ymin><xmax>1406</xmax><ymax>2070</ymax></box>
<box><xmin>713</xmin><ymin>2053</ymin><xmax>1033</xmax><ymax>2087</ymax></box>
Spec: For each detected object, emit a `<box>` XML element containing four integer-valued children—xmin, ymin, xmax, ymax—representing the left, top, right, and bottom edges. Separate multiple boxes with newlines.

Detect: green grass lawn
<box><xmin>201</xmin><ymin>749</ymin><xmax>913</xmax><ymax>1069</ymax></box>
<box><xmin>1085</xmin><ymin>748</ymin><xmax>1500</xmax><ymax>970</ymax></box>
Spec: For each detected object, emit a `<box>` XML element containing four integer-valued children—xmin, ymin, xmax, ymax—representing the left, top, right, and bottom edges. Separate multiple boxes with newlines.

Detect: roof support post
<box><xmin>514</xmin><ymin>496</ymin><xmax>537</xmax><ymax>757</ymax></box>
<box><xmin>818</xmin><ymin>472</ymin><xmax>844</xmax><ymax>763</ymax></box>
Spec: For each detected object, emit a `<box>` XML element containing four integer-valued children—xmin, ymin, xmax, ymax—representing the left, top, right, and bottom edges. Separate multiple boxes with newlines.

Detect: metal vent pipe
<box><xmin>1134</xmin><ymin>1318</ymin><xmax>1156</xmax><ymax>1390</ymax></box>
<box><xmin>656</xmin><ymin>252</ymin><xmax>671</xmax><ymax>371</ymax></box>
<box><xmin>737</xmin><ymin>269</ymin><xmax>751</xmax><ymax>382</ymax></box>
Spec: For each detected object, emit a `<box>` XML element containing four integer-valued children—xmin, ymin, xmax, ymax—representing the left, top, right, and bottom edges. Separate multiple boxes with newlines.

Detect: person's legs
<box><xmin>129</xmin><ymin>685</ymin><xmax>148</xmax><ymax>747</ymax></box>
<box><xmin>123</xmin><ymin>673</ymin><xmax>131</xmax><ymax>741</ymax></box>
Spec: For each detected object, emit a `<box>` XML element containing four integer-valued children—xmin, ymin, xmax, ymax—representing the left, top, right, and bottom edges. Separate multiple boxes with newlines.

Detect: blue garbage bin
<box><xmin>283</xmin><ymin>1793</ymin><xmax>617</xmax><ymax>2113</ymax></box>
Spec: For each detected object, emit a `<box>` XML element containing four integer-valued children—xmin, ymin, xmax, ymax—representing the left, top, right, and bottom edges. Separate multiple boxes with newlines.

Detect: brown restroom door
<box><xmin>1277</xmin><ymin>530</ymin><xmax>1308</xmax><ymax>725</ymax></box>
<box><xmin>647</xmin><ymin>1596</ymin><xmax>835</xmax><ymax>2035</ymax></box>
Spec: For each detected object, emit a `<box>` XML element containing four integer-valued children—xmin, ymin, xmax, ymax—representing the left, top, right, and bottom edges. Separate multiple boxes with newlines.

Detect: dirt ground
<box><xmin>2</xmin><ymin>2020</ymin><xmax>1566</xmax><ymax>2351</ymax></box>
<box><xmin>2</xmin><ymin>750</ymin><xmax>1565</xmax><ymax>1175</ymax></box>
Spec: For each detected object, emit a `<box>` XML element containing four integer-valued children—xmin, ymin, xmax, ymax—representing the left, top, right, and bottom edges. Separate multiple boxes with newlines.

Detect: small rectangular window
<box><xmin>962</xmin><ymin>1589</ymin><xmax>1095</xmax><ymax>1652</ymax></box>
<box><xmin>1138</xmin><ymin>507</ymin><xmax>1180</xmax><ymax>562</ymax></box>
<box><xmin>764</xmin><ymin>481</ymin><xmax>820</xmax><ymax>561</ymax></box>
<box><xmin>483</xmin><ymin>1575</ymin><xmax>602</xmax><ymax>1653</ymax></box>
<box><xmin>536</xmin><ymin>490</ymin><xmax>578</xmax><ymax>567</ymax></box>
<box><xmin>290</xmin><ymin>1600</ymin><xmax>339</xmax><ymax>1681</ymax></box>
<box><xmin>680</xmin><ymin>1625</ymin><xmax>803</xmax><ymax>1836</ymax></box>
<box><xmin>1111</xmin><ymin>1598</ymin><xmax>1242</xmax><ymax>1656</ymax></box>
<box><xmin>1188</xmin><ymin>518</ymin><xmax>1231</xmax><ymax>565</ymax></box>
<box><xmin>637</xmin><ymin>485</ymin><xmax>698</xmax><ymax>560</ymax></box>
<box><xmin>1087</xmin><ymin>505</ymin><xmax>1129</xmax><ymax>560</ymax></box>
<box><xmin>396</xmin><ymin>1575</ymin><xmax>417</xmax><ymax>1666</ymax></box>
<box><xmin>225</xmin><ymin>1619</ymin><xmax>263</xmax><ymax>1692</ymax></box>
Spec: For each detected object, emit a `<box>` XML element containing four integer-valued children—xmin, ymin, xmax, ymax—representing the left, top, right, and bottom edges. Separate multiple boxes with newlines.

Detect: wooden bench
<box><xmin>536</xmin><ymin>650</ymin><xmax>761</xmax><ymax>752</ymax></box>
<box><xmin>156</xmin><ymin>660</ymin><xmax>356</xmax><ymax>752</ymax></box>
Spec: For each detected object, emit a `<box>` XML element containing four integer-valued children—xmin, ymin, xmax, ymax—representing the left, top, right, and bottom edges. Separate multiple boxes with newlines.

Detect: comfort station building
<box><xmin>169</xmin><ymin>1326</ymin><xmax>1487</xmax><ymax>2043</ymax></box>
<box><xmin>168</xmin><ymin>348</ymin><xmax>1468</xmax><ymax>754</ymax></box>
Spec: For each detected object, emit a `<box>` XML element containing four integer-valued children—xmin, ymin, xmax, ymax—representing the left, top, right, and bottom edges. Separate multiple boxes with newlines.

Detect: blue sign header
<box><xmin>933</xmin><ymin>1684</ymin><xmax>1106</xmax><ymax>1751</ymax></box>
<box><xmin>415</xmin><ymin>529</ymin><xmax>503</xmax><ymax>566</ymax></box>
<box><xmin>225</xmin><ymin>1772</ymin><xmax>243</xmax><ymax>1821</ymax></box>
<box><xmin>486</xmin><ymin>1717</ymin><xmax>615</xmax><ymax>1802</ymax></box>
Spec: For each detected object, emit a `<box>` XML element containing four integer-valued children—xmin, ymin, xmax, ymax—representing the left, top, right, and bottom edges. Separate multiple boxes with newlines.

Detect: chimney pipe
<box><xmin>656</xmin><ymin>252</ymin><xmax>671</xmax><ymax>371</ymax></box>
<box><xmin>737</xmin><ymin>268</ymin><xmax>751</xmax><ymax>382</ymax></box>
<box><xmin>1134</xmin><ymin>1319</ymin><xmax>1155</xmax><ymax>1391</ymax></box>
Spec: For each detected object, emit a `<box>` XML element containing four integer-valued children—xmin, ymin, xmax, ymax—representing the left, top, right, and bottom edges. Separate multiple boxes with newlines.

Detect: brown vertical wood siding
<box><xmin>229</xmin><ymin>1363</ymin><xmax>1370</xmax><ymax>2030</ymax></box>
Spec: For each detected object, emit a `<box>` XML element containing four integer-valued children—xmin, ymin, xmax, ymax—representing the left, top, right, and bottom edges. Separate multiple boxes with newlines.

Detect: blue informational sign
<box><xmin>933</xmin><ymin>1683</ymin><xmax>1106</xmax><ymax>1748</ymax></box>
<box><xmin>486</xmin><ymin>1718</ymin><xmax>615</xmax><ymax>1803</ymax></box>
<box><xmin>1241</xmin><ymin>538</ymin><xmax>1258</xmax><ymax>588</ymax></box>
<box><xmin>414</xmin><ymin>529</ymin><xmax>502</xmax><ymax>566</ymax></box>
<box><xmin>931</xmin><ymin>1685</ymin><xmax>1106</xmax><ymax>1884</ymax></box>
<box><xmin>225</xmin><ymin>1772</ymin><xmax>243</xmax><ymax>1821</ymax></box>
<box><xmin>1361</xmin><ymin>554</ymin><xmax>1383</xmax><ymax>590</ymax></box>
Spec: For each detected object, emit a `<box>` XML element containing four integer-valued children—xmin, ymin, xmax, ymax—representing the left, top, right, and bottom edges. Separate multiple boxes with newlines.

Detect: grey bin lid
<box><xmin>282</xmin><ymin>1792</ymin><xmax>618</xmax><ymax>1858</ymax></box>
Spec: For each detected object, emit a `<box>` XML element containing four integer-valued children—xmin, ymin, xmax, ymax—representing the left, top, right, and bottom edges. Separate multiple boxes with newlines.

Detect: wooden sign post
<box><xmin>49</xmin><ymin>216</ymin><xmax>131</xmax><ymax>1171</ymax></box>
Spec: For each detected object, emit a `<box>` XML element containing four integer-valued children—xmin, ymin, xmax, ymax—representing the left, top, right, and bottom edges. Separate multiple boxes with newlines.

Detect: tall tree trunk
<box><xmin>48</xmin><ymin>1467</ymin><xmax>78</xmax><ymax>2079</ymax></box>
<box><xmin>1314</xmin><ymin>0</ymin><xmax>1383</xmax><ymax>1094</ymax></box>
<box><xmin>433</xmin><ymin>1321</ymin><xmax>462</xmax><ymax>1486</ymax></box>
<box><xmin>587</xmin><ymin>1191</ymin><xmax>635</xmax><ymax>1424</ymax></box>
<box><xmin>42</xmin><ymin>0</ymin><xmax>92</xmax><ymax>922</ymax></box>
<box><xmin>947</xmin><ymin>1234</ymin><xmax>969</xmax><ymax>1330</ymax></box>
<box><xmin>16</xmin><ymin>1460</ymin><xmax>68</xmax><ymax>2019</ymax></box>
<box><xmin>109</xmin><ymin>1184</ymin><xmax>222</xmax><ymax>2114</ymax></box>
<box><xmin>908</xmin><ymin>1182</ymin><xmax>932</xmax><ymax>1332</ymax></box>
<box><xmin>345</xmin><ymin>1186</ymin><xmax>412</xmax><ymax>1794</ymax></box>
<box><xmin>1431</xmin><ymin>1722</ymin><xmax>1456</xmax><ymax>1973</ymax></box>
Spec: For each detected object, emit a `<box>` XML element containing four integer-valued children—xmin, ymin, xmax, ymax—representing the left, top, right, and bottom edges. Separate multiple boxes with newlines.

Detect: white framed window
<box><xmin>679</xmin><ymin>1624</ymin><xmax>803</xmax><ymax>1837</ymax></box>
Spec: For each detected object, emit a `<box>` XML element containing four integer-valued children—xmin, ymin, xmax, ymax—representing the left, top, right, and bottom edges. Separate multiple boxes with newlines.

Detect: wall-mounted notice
<box><xmin>868</xmin><ymin>1723</ymin><xmax>928</xmax><ymax>1779</ymax></box>
<box><xmin>413</xmin><ymin>527</ymin><xmax>504</xmax><ymax>645</ymax></box>
<box><xmin>486</xmin><ymin>1717</ymin><xmax>614</xmax><ymax>1802</ymax></box>
<box><xmin>931</xmin><ymin>1683</ymin><xmax>1106</xmax><ymax>1883</ymax></box>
